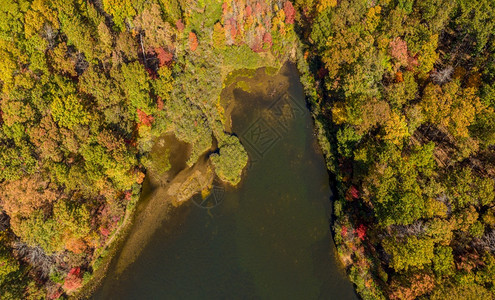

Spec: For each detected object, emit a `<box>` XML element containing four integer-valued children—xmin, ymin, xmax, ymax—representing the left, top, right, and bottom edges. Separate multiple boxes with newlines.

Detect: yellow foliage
<box><xmin>366</xmin><ymin>6</ymin><xmax>382</xmax><ymax>32</ymax></box>
<box><xmin>0</xmin><ymin>50</ymin><xmax>17</xmax><ymax>93</ymax></box>
<box><xmin>454</xmin><ymin>206</ymin><xmax>479</xmax><ymax>232</ymax></box>
<box><xmin>425</xmin><ymin>198</ymin><xmax>448</xmax><ymax>218</ymax></box>
<box><xmin>317</xmin><ymin>0</ymin><xmax>337</xmax><ymax>13</ymax></box>
<box><xmin>24</xmin><ymin>0</ymin><xmax>59</xmax><ymax>38</ymax></box>
<box><xmin>417</xmin><ymin>34</ymin><xmax>439</xmax><ymax>76</ymax></box>
<box><xmin>332</xmin><ymin>102</ymin><xmax>347</xmax><ymax>125</ymax></box>
<box><xmin>384</xmin><ymin>112</ymin><xmax>409</xmax><ymax>145</ymax></box>
<box><xmin>483</xmin><ymin>211</ymin><xmax>495</xmax><ymax>226</ymax></box>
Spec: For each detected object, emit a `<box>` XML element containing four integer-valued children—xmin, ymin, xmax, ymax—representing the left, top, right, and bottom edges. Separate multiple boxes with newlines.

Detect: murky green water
<box><xmin>94</xmin><ymin>65</ymin><xmax>356</xmax><ymax>299</ymax></box>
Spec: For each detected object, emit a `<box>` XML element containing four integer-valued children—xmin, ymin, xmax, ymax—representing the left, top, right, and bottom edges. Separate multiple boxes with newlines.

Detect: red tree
<box><xmin>157</xmin><ymin>96</ymin><xmax>164</xmax><ymax>111</ymax></box>
<box><xmin>154</xmin><ymin>47</ymin><xmax>173</xmax><ymax>67</ymax></box>
<box><xmin>246</xmin><ymin>5</ymin><xmax>252</xmax><ymax>17</ymax></box>
<box><xmin>341</xmin><ymin>225</ymin><xmax>348</xmax><ymax>238</ymax></box>
<box><xmin>137</xmin><ymin>109</ymin><xmax>154</xmax><ymax>127</ymax></box>
<box><xmin>349</xmin><ymin>185</ymin><xmax>359</xmax><ymax>199</ymax></box>
<box><xmin>263</xmin><ymin>32</ymin><xmax>272</xmax><ymax>48</ymax></box>
<box><xmin>354</xmin><ymin>224</ymin><xmax>367</xmax><ymax>241</ymax></box>
<box><xmin>63</xmin><ymin>268</ymin><xmax>82</xmax><ymax>292</ymax></box>
<box><xmin>189</xmin><ymin>32</ymin><xmax>198</xmax><ymax>51</ymax></box>
<box><xmin>176</xmin><ymin>19</ymin><xmax>185</xmax><ymax>31</ymax></box>
<box><xmin>389</xmin><ymin>37</ymin><xmax>408</xmax><ymax>65</ymax></box>
<box><xmin>283</xmin><ymin>1</ymin><xmax>295</xmax><ymax>24</ymax></box>
<box><xmin>100</xmin><ymin>226</ymin><xmax>110</xmax><ymax>237</ymax></box>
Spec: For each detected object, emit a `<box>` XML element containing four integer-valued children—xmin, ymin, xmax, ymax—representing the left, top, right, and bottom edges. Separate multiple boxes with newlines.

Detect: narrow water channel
<box><xmin>93</xmin><ymin>64</ymin><xmax>356</xmax><ymax>299</ymax></box>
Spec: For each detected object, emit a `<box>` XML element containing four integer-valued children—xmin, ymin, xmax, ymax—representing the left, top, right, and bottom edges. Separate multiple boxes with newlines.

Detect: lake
<box><xmin>93</xmin><ymin>64</ymin><xmax>357</xmax><ymax>299</ymax></box>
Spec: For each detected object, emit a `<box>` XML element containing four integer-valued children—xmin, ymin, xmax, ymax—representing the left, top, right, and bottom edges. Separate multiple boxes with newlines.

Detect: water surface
<box><xmin>94</xmin><ymin>64</ymin><xmax>356</xmax><ymax>299</ymax></box>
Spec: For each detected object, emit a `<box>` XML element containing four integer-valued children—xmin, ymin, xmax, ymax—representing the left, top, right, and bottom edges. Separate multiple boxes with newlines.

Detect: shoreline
<box><xmin>76</xmin><ymin>60</ymin><xmax>299</xmax><ymax>299</ymax></box>
<box><xmin>73</xmin><ymin>134</ymin><xmax>213</xmax><ymax>299</ymax></box>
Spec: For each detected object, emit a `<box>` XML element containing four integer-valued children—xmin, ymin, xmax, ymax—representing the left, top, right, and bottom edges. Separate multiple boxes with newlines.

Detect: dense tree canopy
<box><xmin>0</xmin><ymin>0</ymin><xmax>296</xmax><ymax>297</ymax></box>
<box><xmin>295</xmin><ymin>0</ymin><xmax>495</xmax><ymax>298</ymax></box>
<box><xmin>2</xmin><ymin>0</ymin><xmax>495</xmax><ymax>299</ymax></box>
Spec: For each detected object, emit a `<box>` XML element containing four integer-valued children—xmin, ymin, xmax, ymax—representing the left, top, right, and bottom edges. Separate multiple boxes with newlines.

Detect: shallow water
<box><xmin>93</xmin><ymin>64</ymin><xmax>357</xmax><ymax>299</ymax></box>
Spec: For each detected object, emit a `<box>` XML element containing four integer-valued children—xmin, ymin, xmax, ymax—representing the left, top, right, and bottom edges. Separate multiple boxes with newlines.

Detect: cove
<box><xmin>93</xmin><ymin>64</ymin><xmax>357</xmax><ymax>299</ymax></box>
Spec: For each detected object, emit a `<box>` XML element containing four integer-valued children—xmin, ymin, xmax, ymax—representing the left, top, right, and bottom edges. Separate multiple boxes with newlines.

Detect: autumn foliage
<box><xmin>283</xmin><ymin>2</ymin><xmax>295</xmax><ymax>24</ymax></box>
<box><xmin>63</xmin><ymin>268</ymin><xmax>83</xmax><ymax>292</ymax></box>
<box><xmin>297</xmin><ymin>0</ymin><xmax>495</xmax><ymax>299</ymax></box>
<box><xmin>137</xmin><ymin>109</ymin><xmax>155</xmax><ymax>127</ymax></box>
<box><xmin>154</xmin><ymin>47</ymin><xmax>173</xmax><ymax>67</ymax></box>
<box><xmin>189</xmin><ymin>32</ymin><xmax>198</xmax><ymax>51</ymax></box>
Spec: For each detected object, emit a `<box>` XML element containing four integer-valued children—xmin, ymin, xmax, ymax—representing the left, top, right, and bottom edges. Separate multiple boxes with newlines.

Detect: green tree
<box><xmin>210</xmin><ymin>135</ymin><xmax>248</xmax><ymax>186</ymax></box>
<box><xmin>383</xmin><ymin>236</ymin><xmax>435</xmax><ymax>271</ymax></box>
<box><xmin>51</xmin><ymin>94</ymin><xmax>91</xmax><ymax>129</ymax></box>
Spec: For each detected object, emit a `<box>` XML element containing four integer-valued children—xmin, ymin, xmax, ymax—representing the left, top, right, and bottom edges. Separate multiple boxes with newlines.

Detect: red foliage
<box><xmin>189</xmin><ymin>32</ymin><xmax>198</xmax><ymax>51</ymax></box>
<box><xmin>345</xmin><ymin>185</ymin><xmax>359</xmax><ymax>201</ymax></box>
<box><xmin>63</xmin><ymin>268</ymin><xmax>82</xmax><ymax>292</ymax></box>
<box><xmin>157</xmin><ymin>96</ymin><xmax>164</xmax><ymax>111</ymax></box>
<box><xmin>341</xmin><ymin>226</ymin><xmax>348</xmax><ymax>237</ymax></box>
<box><xmin>251</xmin><ymin>35</ymin><xmax>263</xmax><ymax>52</ymax></box>
<box><xmin>349</xmin><ymin>185</ymin><xmax>359</xmax><ymax>199</ymax></box>
<box><xmin>222</xmin><ymin>1</ymin><xmax>228</xmax><ymax>15</ymax></box>
<box><xmin>100</xmin><ymin>226</ymin><xmax>110</xmax><ymax>237</ymax></box>
<box><xmin>283</xmin><ymin>1</ymin><xmax>295</xmax><ymax>24</ymax></box>
<box><xmin>124</xmin><ymin>190</ymin><xmax>132</xmax><ymax>201</ymax></box>
<box><xmin>408</xmin><ymin>55</ymin><xmax>419</xmax><ymax>70</ymax></box>
<box><xmin>263</xmin><ymin>32</ymin><xmax>272</xmax><ymax>48</ymax></box>
<box><xmin>137</xmin><ymin>109</ymin><xmax>154</xmax><ymax>127</ymax></box>
<box><xmin>176</xmin><ymin>19</ymin><xmax>184</xmax><ymax>32</ymax></box>
<box><xmin>246</xmin><ymin>5</ymin><xmax>252</xmax><ymax>17</ymax></box>
<box><xmin>255</xmin><ymin>2</ymin><xmax>262</xmax><ymax>15</ymax></box>
<box><xmin>229</xmin><ymin>19</ymin><xmax>237</xmax><ymax>40</ymax></box>
<box><xmin>389</xmin><ymin>37</ymin><xmax>409</xmax><ymax>65</ymax></box>
<box><xmin>154</xmin><ymin>47</ymin><xmax>173</xmax><ymax>67</ymax></box>
<box><xmin>354</xmin><ymin>224</ymin><xmax>367</xmax><ymax>241</ymax></box>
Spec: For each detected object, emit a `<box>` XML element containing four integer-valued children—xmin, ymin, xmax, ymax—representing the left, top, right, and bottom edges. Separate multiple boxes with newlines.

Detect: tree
<box><xmin>12</xmin><ymin>211</ymin><xmax>64</xmax><ymax>254</ymax></box>
<box><xmin>433</xmin><ymin>246</ymin><xmax>454</xmax><ymax>275</ymax></box>
<box><xmin>0</xmin><ymin>174</ymin><xmax>57</xmax><ymax>217</ymax></box>
<box><xmin>210</xmin><ymin>135</ymin><xmax>248</xmax><ymax>186</ymax></box>
<box><xmin>283</xmin><ymin>1</ymin><xmax>295</xmax><ymax>24</ymax></box>
<box><xmin>431</xmin><ymin>283</ymin><xmax>492</xmax><ymax>300</ymax></box>
<box><xmin>384</xmin><ymin>112</ymin><xmax>410</xmax><ymax>146</ymax></box>
<box><xmin>421</xmin><ymin>82</ymin><xmax>482</xmax><ymax>138</ymax></box>
<box><xmin>119</xmin><ymin>61</ymin><xmax>153</xmax><ymax>116</ymax></box>
<box><xmin>63</xmin><ymin>267</ymin><xmax>82</xmax><ymax>293</ymax></box>
<box><xmin>51</xmin><ymin>94</ymin><xmax>91</xmax><ymax>129</ymax></box>
<box><xmin>134</xmin><ymin>3</ymin><xmax>173</xmax><ymax>49</ymax></box>
<box><xmin>102</xmin><ymin>0</ymin><xmax>136</xmax><ymax>30</ymax></box>
<box><xmin>383</xmin><ymin>236</ymin><xmax>435</xmax><ymax>271</ymax></box>
<box><xmin>0</xmin><ymin>233</ymin><xmax>19</xmax><ymax>283</ymax></box>
<box><xmin>189</xmin><ymin>32</ymin><xmax>198</xmax><ymax>51</ymax></box>
<box><xmin>389</xmin><ymin>272</ymin><xmax>435</xmax><ymax>300</ymax></box>
<box><xmin>212</xmin><ymin>22</ymin><xmax>226</xmax><ymax>49</ymax></box>
<box><xmin>48</xmin><ymin>42</ymin><xmax>76</xmax><ymax>77</ymax></box>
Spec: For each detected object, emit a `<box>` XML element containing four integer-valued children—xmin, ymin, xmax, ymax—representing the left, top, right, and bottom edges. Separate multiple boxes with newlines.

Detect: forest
<box><xmin>293</xmin><ymin>0</ymin><xmax>495</xmax><ymax>299</ymax></box>
<box><xmin>0</xmin><ymin>0</ymin><xmax>295</xmax><ymax>298</ymax></box>
<box><xmin>1</xmin><ymin>0</ymin><xmax>495</xmax><ymax>299</ymax></box>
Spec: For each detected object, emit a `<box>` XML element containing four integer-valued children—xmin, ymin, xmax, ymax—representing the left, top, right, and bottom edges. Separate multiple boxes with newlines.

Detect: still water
<box><xmin>94</xmin><ymin>65</ymin><xmax>357</xmax><ymax>299</ymax></box>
